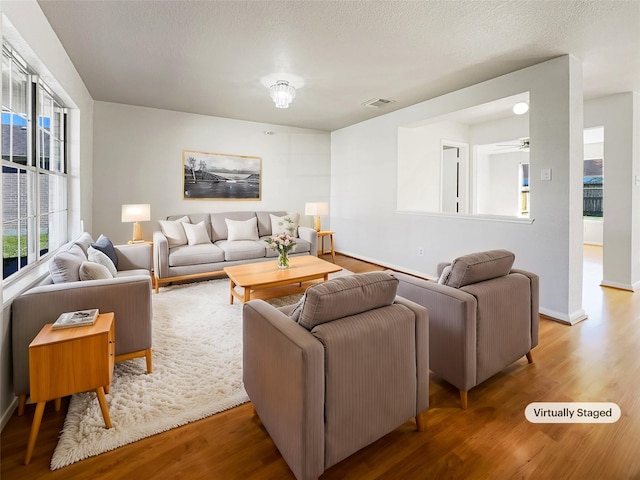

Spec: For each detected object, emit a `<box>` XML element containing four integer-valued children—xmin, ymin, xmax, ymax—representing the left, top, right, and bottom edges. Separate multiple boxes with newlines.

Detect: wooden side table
<box><xmin>24</xmin><ymin>312</ymin><xmax>115</xmax><ymax>465</ymax></box>
<box><xmin>317</xmin><ymin>230</ymin><xmax>336</xmax><ymax>263</ymax></box>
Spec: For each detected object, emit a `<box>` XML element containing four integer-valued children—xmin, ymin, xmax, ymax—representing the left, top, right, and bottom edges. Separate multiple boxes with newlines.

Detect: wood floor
<box><xmin>3</xmin><ymin>249</ymin><xmax>640</xmax><ymax>479</ymax></box>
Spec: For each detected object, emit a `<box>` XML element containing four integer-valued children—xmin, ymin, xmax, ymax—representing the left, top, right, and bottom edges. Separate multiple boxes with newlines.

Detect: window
<box><xmin>2</xmin><ymin>44</ymin><xmax>68</xmax><ymax>281</ymax></box>
<box><xmin>583</xmin><ymin>158</ymin><xmax>603</xmax><ymax>218</ymax></box>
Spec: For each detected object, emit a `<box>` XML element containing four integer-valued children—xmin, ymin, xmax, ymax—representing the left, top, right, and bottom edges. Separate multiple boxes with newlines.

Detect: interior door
<box><xmin>441</xmin><ymin>146</ymin><xmax>460</xmax><ymax>213</ymax></box>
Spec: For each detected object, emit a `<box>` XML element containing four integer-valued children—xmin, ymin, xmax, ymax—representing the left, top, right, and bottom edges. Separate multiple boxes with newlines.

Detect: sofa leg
<box><xmin>415</xmin><ymin>411</ymin><xmax>427</xmax><ymax>432</ymax></box>
<box><xmin>460</xmin><ymin>390</ymin><xmax>468</xmax><ymax>409</ymax></box>
<box><xmin>17</xmin><ymin>394</ymin><xmax>26</xmax><ymax>416</ymax></box>
<box><xmin>526</xmin><ymin>351</ymin><xmax>534</xmax><ymax>364</ymax></box>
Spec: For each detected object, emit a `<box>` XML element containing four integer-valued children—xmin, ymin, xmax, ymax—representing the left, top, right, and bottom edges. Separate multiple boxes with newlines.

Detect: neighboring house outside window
<box><xmin>583</xmin><ymin>158</ymin><xmax>603</xmax><ymax>218</ymax></box>
<box><xmin>2</xmin><ymin>44</ymin><xmax>68</xmax><ymax>282</ymax></box>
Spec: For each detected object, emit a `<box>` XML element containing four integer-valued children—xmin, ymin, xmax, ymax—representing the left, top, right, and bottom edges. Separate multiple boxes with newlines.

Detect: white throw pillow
<box><xmin>182</xmin><ymin>221</ymin><xmax>211</xmax><ymax>246</ymax></box>
<box><xmin>159</xmin><ymin>216</ymin><xmax>190</xmax><ymax>247</ymax></box>
<box><xmin>79</xmin><ymin>261</ymin><xmax>113</xmax><ymax>280</ymax></box>
<box><xmin>438</xmin><ymin>265</ymin><xmax>453</xmax><ymax>285</ymax></box>
<box><xmin>225</xmin><ymin>217</ymin><xmax>259</xmax><ymax>241</ymax></box>
<box><xmin>87</xmin><ymin>246</ymin><xmax>118</xmax><ymax>277</ymax></box>
<box><xmin>270</xmin><ymin>213</ymin><xmax>299</xmax><ymax>237</ymax></box>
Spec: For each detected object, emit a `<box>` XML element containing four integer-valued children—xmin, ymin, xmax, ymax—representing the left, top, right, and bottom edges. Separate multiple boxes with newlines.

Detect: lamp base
<box><xmin>313</xmin><ymin>216</ymin><xmax>321</xmax><ymax>232</ymax></box>
<box><xmin>132</xmin><ymin>222</ymin><xmax>144</xmax><ymax>242</ymax></box>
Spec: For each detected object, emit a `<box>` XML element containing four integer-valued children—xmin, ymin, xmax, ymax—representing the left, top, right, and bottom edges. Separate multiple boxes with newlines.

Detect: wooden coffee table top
<box><xmin>223</xmin><ymin>255</ymin><xmax>342</xmax><ymax>303</ymax></box>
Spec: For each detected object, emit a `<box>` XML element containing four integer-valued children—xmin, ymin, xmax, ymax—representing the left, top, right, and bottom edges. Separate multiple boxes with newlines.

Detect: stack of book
<box><xmin>52</xmin><ymin>309</ymin><xmax>99</xmax><ymax>330</ymax></box>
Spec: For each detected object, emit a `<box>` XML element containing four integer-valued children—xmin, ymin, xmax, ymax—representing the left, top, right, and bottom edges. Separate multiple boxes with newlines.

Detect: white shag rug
<box><xmin>50</xmin><ymin>277</ymin><xmax>305</xmax><ymax>470</ymax></box>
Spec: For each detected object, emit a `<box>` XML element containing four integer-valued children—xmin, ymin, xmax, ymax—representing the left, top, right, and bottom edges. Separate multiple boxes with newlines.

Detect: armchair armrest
<box><xmin>243</xmin><ymin>300</ymin><xmax>324</xmax><ymax>480</ymax></box>
<box><xmin>115</xmin><ymin>243</ymin><xmax>152</xmax><ymax>271</ymax></box>
<box><xmin>297</xmin><ymin>226</ymin><xmax>318</xmax><ymax>257</ymax></box>
<box><xmin>511</xmin><ymin>269</ymin><xmax>540</xmax><ymax>348</ymax></box>
<box><xmin>391</xmin><ymin>270</ymin><xmax>478</xmax><ymax>392</ymax></box>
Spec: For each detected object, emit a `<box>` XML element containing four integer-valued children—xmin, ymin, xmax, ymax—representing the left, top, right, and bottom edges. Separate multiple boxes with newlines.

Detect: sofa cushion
<box><xmin>226</xmin><ymin>217</ymin><xmax>259</xmax><ymax>241</ymax></box>
<box><xmin>49</xmin><ymin>244</ymin><xmax>86</xmax><ymax>283</ymax></box>
<box><xmin>91</xmin><ymin>234</ymin><xmax>118</xmax><ymax>268</ymax></box>
<box><xmin>79</xmin><ymin>261</ymin><xmax>113</xmax><ymax>280</ymax></box>
<box><xmin>73</xmin><ymin>232</ymin><xmax>95</xmax><ymax>255</ymax></box>
<box><xmin>168</xmin><ymin>243</ymin><xmax>225</xmax><ymax>267</ymax></box>
<box><xmin>159</xmin><ymin>216</ymin><xmax>190</xmax><ymax>247</ymax></box>
<box><xmin>444</xmin><ymin>249</ymin><xmax>515</xmax><ymax>288</ymax></box>
<box><xmin>88</xmin><ymin>246</ymin><xmax>118</xmax><ymax>277</ymax></box>
<box><xmin>182</xmin><ymin>221</ymin><xmax>211</xmax><ymax>246</ymax></box>
<box><xmin>296</xmin><ymin>272</ymin><xmax>398</xmax><ymax>330</ymax></box>
<box><xmin>256</xmin><ymin>211</ymin><xmax>286</xmax><ymax>237</ymax></box>
<box><xmin>216</xmin><ymin>240</ymin><xmax>265</xmax><ymax>262</ymax></box>
<box><xmin>210</xmin><ymin>211</ymin><xmax>256</xmax><ymax>241</ymax></box>
<box><xmin>270</xmin><ymin>213</ymin><xmax>299</xmax><ymax>236</ymax></box>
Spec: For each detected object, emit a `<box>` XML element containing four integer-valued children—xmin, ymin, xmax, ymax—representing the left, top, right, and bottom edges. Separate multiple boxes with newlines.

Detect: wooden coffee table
<box><xmin>223</xmin><ymin>255</ymin><xmax>342</xmax><ymax>304</ymax></box>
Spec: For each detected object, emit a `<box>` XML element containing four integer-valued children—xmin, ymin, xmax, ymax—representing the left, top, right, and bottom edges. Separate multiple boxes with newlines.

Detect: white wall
<box><xmin>332</xmin><ymin>55</ymin><xmax>586</xmax><ymax>323</ymax></box>
<box><xmin>92</xmin><ymin>102</ymin><xmax>331</xmax><ymax>245</ymax></box>
<box><xmin>585</xmin><ymin>93</ymin><xmax>640</xmax><ymax>290</ymax></box>
<box><xmin>1</xmin><ymin>0</ymin><xmax>94</xmax><ymax>428</ymax></box>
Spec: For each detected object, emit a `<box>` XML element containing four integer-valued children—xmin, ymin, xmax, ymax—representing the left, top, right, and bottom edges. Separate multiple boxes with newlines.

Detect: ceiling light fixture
<box><xmin>513</xmin><ymin>102</ymin><xmax>529</xmax><ymax>115</ymax></box>
<box><xmin>269</xmin><ymin>80</ymin><xmax>296</xmax><ymax>109</ymax></box>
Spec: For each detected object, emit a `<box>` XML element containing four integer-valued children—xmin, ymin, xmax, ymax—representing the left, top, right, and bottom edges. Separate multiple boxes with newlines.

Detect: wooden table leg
<box><xmin>96</xmin><ymin>387</ymin><xmax>112</xmax><ymax>429</ymax></box>
<box><xmin>330</xmin><ymin>234</ymin><xmax>335</xmax><ymax>263</ymax></box>
<box><xmin>54</xmin><ymin>397</ymin><xmax>61</xmax><ymax>411</ymax></box>
<box><xmin>229</xmin><ymin>280</ymin><xmax>236</xmax><ymax>304</ymax></box>
<box><xmin>24</xmin><ymin>401</ymin><xmax>46</xmax><ymax>465</ymax></box>
<box><xmin>243</xmin><ymin>286</ymin><xmax>251</xmax><ymax>303</ymax></box>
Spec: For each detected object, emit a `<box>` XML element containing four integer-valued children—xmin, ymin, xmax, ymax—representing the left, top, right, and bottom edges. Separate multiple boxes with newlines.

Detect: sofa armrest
<box><xmin>12</xmin><ymin>275</ymin><xmax>153</xmax><ymax>398</ymax></box>
<box><xmin>510</xmin><ymin>269</ymin><xmax>540</xmax><ymax>348</ymax></box>
<box><xmin>243</xmin><ymin>300</ymin><xmax>325</xmax><ymax>480</ymax></box>
<box><xmin>390</xmin><ymin>270</ymin><xmax>478</xmax><ymax>392</ymax></box>
<box><xmin>115</xmin><ymin>243</ymin><xmax>152</xmax><ymax>271</ymax></box>
<box><xmin>297</xmin><ymin>226</ymin><xmax>318</xmax><ymax>257</ymax></box>
<box><xmin>153</xmin><ymin>230</ymin><xmax>170</xmax><ymax>279</ymax></box>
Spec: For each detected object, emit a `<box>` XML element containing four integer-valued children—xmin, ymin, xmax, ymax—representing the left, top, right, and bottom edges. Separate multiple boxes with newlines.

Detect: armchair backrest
<box><xmin>439</xmin><ymin>249</ymin><xmax>515</xmax><ymax>288</ymax></box>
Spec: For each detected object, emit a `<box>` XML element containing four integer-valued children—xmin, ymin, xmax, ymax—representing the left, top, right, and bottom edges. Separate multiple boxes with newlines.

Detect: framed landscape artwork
<box><xmin>183</xmin><ymin>150</ymin><xmax>261</xmax><ymax>200</ymax></box>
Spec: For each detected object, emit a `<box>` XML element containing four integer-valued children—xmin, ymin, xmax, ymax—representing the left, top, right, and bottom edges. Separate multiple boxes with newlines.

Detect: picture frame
<box><xmin>183</xmin><ymin>150</ymin><xmax>261</xmax><ymax>200</ymax></box>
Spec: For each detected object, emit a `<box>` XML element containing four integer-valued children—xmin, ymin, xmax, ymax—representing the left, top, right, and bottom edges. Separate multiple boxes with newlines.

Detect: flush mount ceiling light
<box><xmin>513</xmin><ymin>102</ymin><xmax>529</xmax><ymax>115</ymax></box>
<box><xmin>269</xmin><ymin>80</ymin><xmax>296</xmax><ymax>109</ymax></box>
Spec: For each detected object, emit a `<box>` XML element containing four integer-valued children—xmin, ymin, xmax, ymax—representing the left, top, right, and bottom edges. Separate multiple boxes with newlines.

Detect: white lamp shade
<box><xmin>304</xmin><ymin>202</ymin><xmax>329</xmax><ymax>216</ymax></box>
<box><xmin>121</xmin><ymin>204</ymin><xmax>151</xmax><ymax>223</ymax></box>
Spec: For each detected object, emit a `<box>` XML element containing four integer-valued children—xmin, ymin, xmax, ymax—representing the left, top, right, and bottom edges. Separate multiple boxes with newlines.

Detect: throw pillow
<box><xmin>225</xmin><ymin>217</ymin><xmax>259</xmax><ymax>241</ymax></box>
<box><xmin>90</xmin><ymin>234</ymin><xmax>118</xmax><ymax>268</ymax></box>
<box><xmin>159</xmin><ymin>216</ymin><xmax>190</xmax><ymax>247</ymax></box>
<box><xmin>438</xmin><ymin>265</ymin><xmax>452</xmax><ymax>285</ymax></box>
<box><xmin>270</xmin><ymin>213</ymin><xmax>299</xmax><ymax>237</ymax></box>
<box><xmin>182</xmin><ymin>220</ymin><xmax>211</xmax><ymax>246</ymax></box>
<box><xmin>88</xmin><ymin>246</ymin><xmax>118</xmax><ymax>277</ymax></box>
<box><xmin>289</xmin><ymin>294</ymin><xmax>306</xmax><ymax>323</ymax></box>
<box><xmin>49</xmin><ymin>244</ymin><xmax>86</xmax><ymax>283</ymax></box>
<box><xmin>79</xmin><ymin>261</ymin><xmax>113</xmax><ymax>280</ymax></box>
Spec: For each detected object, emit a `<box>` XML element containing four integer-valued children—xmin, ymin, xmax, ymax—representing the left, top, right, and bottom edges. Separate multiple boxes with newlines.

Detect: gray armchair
<box><xmin>243</xmin><ymin>272</ymin><xmax>429</xmax><ymax>480</ymax></box>
<box><xmin>11</xmin><ymin>235</ymin><xmax>153</xmax><ymax>416</ymax></box>
<box><xmin>391</xmin><ymin>250</ymin><xmax>539</xmax><ymax>409</ymax></box>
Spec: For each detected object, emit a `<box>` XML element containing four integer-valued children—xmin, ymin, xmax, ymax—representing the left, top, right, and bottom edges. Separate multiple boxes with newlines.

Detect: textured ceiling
<box><xmin>37</xmin><ymin>0</ymin><xmax>640</xmax><ymax>132</ymax></box>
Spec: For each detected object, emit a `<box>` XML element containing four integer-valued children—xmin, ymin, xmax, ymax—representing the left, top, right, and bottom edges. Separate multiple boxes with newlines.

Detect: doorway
<box><xmin>440</xmin><ymin>141</ymin><xmax>469</xmax><ymax>214</ymax></box>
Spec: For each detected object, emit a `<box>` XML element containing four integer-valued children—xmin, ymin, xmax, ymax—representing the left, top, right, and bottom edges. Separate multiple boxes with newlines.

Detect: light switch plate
<box><xmin>540</xmin><ymin>169</ymin><xmax>552</xmax><ymax>181</ymax></box>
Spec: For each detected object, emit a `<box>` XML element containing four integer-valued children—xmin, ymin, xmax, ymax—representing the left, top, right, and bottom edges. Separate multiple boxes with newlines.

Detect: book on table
<box><xmin>52</xmin><ymin>309</ymin><xmax>99</xmax><ymax>330</ymax></box>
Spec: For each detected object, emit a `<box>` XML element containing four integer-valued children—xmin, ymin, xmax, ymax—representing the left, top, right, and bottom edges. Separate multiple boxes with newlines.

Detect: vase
<box><xmin>277</xmin><ymin>251</ymin><xmax>290</xmax><ymax>269</ymax></box>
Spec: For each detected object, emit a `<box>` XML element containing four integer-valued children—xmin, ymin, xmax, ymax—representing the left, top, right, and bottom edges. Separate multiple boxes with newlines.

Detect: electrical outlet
<box><xmin>418</xmin><ymin>247</ymin><xmax>424</xmax><ymax>256</ymax></box>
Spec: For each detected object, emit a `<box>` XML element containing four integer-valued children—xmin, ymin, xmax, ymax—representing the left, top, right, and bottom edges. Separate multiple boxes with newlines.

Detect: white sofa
<box><xmin>153</xmin><ymin>211</ymin><xmax>318</xmax><ymax>292</ymax></box>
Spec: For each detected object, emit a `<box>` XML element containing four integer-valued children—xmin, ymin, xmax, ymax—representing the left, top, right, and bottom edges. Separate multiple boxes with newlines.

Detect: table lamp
<box><xmin>121</xmin><ymin>204</ymin><xmax>150</xmax><ymax>243</ymax></box>
<box><xmin>304</xmin><ymin>202</ymin><xmax>329</xmax><ymax>232</ymax></box>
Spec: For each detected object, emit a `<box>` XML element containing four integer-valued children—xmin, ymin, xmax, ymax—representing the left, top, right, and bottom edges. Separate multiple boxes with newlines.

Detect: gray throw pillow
<box><xmin>49</xmin><ymin>244</ymin><xmax>86</xmax><ymax>283</ymax></box>
<box><xmin>91</xmin><ymin>234</ymin><xmax>118</xmax><ymax>268</ymax></box>
<box><xmin>79</xmin><ymin>261</ymin><xmax>113</xmax><ymax>280</ymax></box>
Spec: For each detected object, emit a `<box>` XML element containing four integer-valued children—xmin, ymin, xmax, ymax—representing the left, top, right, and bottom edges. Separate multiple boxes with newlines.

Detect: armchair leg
<box><xmin>415</xmin><ymin>411</ymin><xmax>427</xmax><ymax>432</ymax></box>
<box><xmin>460</xmin><ymin>390</ymin><xmax>468</xmax><ymax>409</ymax></box>
<box><xmin>17</xmin><ymin>394</ymin><xmax>26</xmax><ymax>416</ymax></box>
<box><xmin>526</xmin><ymin>351</ymin><xmax>534</xmax><ymax>364</ymax></box>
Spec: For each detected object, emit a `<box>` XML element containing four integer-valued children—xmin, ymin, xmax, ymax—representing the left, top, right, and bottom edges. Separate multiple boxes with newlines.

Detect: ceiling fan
<box><xmin>496</xmin><ymin>138</ymin><xmax>530</xmax><ymax>152</ymax></box>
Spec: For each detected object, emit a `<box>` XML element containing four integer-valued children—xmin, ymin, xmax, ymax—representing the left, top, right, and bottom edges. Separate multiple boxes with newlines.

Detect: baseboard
<box><xmin>337</xmin><ymin>250</ymin><xmax>437</xmax><ymax>281</ymax></box>
<box><xmin>539</xmin><ymin>307</ymin><xmax>588</xmax><ymax>325</ymax></box>
<box><xmin>1</xmin><ymin>397</ymin><xmax>18</xmax><ymax>433</ymax></box>
<box><xmin>600</xmin><ymin>279</ymin><xmax>638</xmax><ymax>292</ymax></box>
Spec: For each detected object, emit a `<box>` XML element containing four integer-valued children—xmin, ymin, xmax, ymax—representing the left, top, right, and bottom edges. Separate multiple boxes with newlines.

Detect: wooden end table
<box><xmin>24</xmin><ymin>312</ymin><xmax>115</xmax><ymax>465</ymax></box>
<box><xmin>317</xmin><ymin>230</ymin><xmax>336</xmax><ymax>263</ymax></box>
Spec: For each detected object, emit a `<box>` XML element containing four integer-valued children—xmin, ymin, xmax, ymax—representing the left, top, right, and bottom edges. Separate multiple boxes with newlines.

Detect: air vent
<box><xmin>361</xmin><ymin>98</ymin><xmax>396</xmax><ymax>108</ymax></box>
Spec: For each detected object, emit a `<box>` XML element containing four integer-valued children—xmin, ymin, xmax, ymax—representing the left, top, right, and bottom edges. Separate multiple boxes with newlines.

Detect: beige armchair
<box><xmin>391</xmin><ymin>250</ymin><xmax>539</xmax><ymax>409</ymax></box>
<box><xmin>242</xmin><ymin>272</ymin><xmax>429</xmax><ymax>480</ymax></box>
